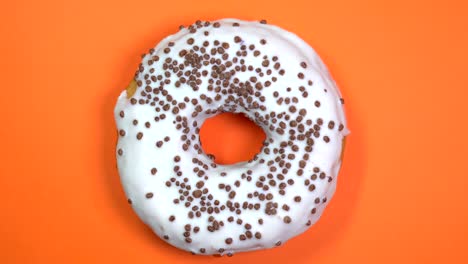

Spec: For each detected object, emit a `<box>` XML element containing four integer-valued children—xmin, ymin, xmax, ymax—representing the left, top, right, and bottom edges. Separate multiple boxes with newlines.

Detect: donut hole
<box><xmin>199</xmin><ymin>113</ymin><xmax>266</xmax><ymax>165</ymax></box>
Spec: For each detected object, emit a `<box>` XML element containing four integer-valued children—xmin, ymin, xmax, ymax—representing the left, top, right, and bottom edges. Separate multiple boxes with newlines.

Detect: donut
<box><xmin>114</xmin><ymin>18</ymin><xmax>349</xmax><ymax>255</ymax></box>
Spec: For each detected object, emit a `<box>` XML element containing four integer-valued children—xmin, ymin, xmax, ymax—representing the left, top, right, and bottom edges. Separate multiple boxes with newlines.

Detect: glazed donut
<box><xmin>114</xmin><ymin>19</ymin><xmax>348</xmax><ymax>255</ymax></box>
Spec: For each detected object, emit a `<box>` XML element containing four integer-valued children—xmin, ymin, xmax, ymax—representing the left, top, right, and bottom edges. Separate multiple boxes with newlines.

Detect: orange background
<box><xmin>1</xmin><ymin>0</ymin><xmax>468</xmax><ymax>263</ymax></box>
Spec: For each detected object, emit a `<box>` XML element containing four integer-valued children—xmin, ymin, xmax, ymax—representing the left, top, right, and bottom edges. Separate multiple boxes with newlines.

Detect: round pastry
<box><xmin>114</xmin><ymin>18</ymin><xmax>349</xmax><ymax>256</ymax></box>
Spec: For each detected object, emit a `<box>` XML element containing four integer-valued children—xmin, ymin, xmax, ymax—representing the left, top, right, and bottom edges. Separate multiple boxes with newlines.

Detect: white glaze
<box><xmin>115</xmin><ymin>19</ymin><xmax>349</xmax><ymax>255</ymax></box>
